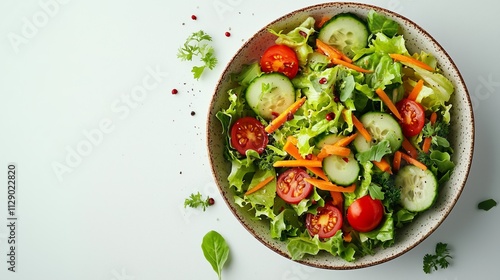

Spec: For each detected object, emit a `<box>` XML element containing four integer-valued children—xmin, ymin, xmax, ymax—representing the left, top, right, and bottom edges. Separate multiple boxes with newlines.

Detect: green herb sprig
<box><xmin>184</xmin><ymin>192</ymin><xmax>214</xmax><ymax>211</ymax></box>
<box><xmin>423</xmin><ymin>242</ymin><xmax>452</xmax><ymax>274</ymax></box>
<box><xmin>177</xmin><ymin>30</ymin><xmax>218</xmax><ymax>79</ymax></box>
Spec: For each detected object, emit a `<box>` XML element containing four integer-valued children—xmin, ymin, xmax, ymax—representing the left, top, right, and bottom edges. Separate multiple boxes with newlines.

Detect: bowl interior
<box><xmin>206</xmin><ymin>2</ymin><xmax>474</xmax><ymax>269</ymax></box>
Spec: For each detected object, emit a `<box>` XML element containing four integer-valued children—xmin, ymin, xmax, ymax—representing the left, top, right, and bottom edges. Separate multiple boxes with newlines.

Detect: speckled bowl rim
<box><xmin>206</xmin><ymin>2</ymin><xmax>474</xmax><ymax>270</ymax></box>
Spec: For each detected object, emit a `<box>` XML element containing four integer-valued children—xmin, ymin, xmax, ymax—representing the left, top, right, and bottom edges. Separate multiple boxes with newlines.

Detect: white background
<box><xmin>0</xmin><ymin>0</ymin><xmax>498</xmax><ymax>279</ymax></box>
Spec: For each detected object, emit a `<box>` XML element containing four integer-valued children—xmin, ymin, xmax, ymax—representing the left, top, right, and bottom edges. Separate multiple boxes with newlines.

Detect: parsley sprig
<box><xmin>184</xmin><ymin>192</ymin><xmax>214</xmax><ymax>211</ymax></box>
<box><xmin>177</xmin><ymin>30</ymin><xmax>218</xmax><ymax>79</ymax></box>
<box><xmin>423</xmin><ymin>242</ymin><xmax>452</xmax><ymax>274</ymax></box>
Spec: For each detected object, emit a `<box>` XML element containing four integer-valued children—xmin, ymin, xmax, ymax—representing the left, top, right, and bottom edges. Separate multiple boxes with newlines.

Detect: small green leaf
<box><xmin>422</xmin><ymin>242</ymin><xmax>452</xmax><ymax>274</ymax></box>
<box><xmin>356</xmin><ymin>140</ymin><xmax>392</xmax><ymax>163</ymax></box>
<box><xmin>478</xmin><ymin>199</ymin><xmax>497</xmax><ymax>211</ymax></box>
<box><xmin>368</xmin><ymin>183</ymin><xmax>384</xmax><ymax>200</ymax></box>
<box><xmin>201</xmin><ymin>230</ymin><xmax>230</xmax><ymax>280</ymax></box>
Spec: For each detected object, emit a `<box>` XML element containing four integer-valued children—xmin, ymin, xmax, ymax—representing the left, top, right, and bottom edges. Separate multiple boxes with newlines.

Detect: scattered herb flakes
<box><xmin>201</xmin><ymin>230</ymin><xmax>229</xmax><ymax>280</ymax></box>
<box><xmin>478</xmin><ymin>198</ymin><xmax>497</xmax><ymax>211</ymax></box>
<box><xmin>423</xmin><ymin>242</ymin><xmax>452</xmax><ymax>274</ymax></box>
<box><xmin>177</xmin><ymin>30</ymin><xmax>218</xmax><ymax>80</ymax></box>
<box><xmin>184</xmin><ymin>192</ymin><xmax>214</xmax><ymax>211</ymax></box>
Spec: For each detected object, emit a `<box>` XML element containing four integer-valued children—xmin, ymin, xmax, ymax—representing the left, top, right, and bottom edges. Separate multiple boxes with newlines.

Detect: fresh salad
<box><xmin>216</xmin><ymin>10</ymin><xmax>455</xmax><ymax>261</ymax></box>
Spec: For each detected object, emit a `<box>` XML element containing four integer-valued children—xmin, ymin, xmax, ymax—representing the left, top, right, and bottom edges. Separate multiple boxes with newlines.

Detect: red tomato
<box><xmin>396</xmin><ymin>98</ymin><xmax>426</xmax><ymax>137</ymax></box>
<box><xmin>276</xmin><ymin>168</ymin><xmax>313</xmax><ymax>204</ymax></box>
<box><xmin>347</xmin><ymin>195</ymin><xmax>384</xmax><ymax>233</ymax></box>
<box><xmin>230</xmin><ymin>117</ymin><xmax>268</xmax><ymax>155</ymax></box>
<box><xmin>306</xmin><ymin>203</ymin><xmax>343</xmax><ymax>239</ymax></box>
<box><xmin>260</xmin><ymin>44</ymin><xmax>299</xmax><ymax>79</ymax></box>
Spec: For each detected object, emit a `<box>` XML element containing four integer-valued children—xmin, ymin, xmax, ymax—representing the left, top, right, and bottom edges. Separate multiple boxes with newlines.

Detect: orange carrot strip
<box><xmin>373</xmin><ymin>157</ymin><xmax>393</xmax><ymax>174</ymax></box>
<box><xmin>422</xmin><ymin>137</ymin><xmax>432</xmax><ymax>153</ymax></box>
<box><xmin>389</xmin><ymin>53</ymin><xmax>434</xmax><ymax>72</ymax></box>
<box><xmin>331</xmin><ymin>57</ymin><xmax>372</xmax><ymax>73</ymax></box>
<box><xmin>430</xmin><ymin>112</ymin><xmax>437</xmax><ymax>125</ymax></box>
<box><xmin>350</xmin><ymin>113</ymin><xmax>372</xmax><ymax>142</ymax></box>
<box><xmin>315</xmin><ymin>39</ymin><xmax>342</xmax><ymax>60</ymax></box>
<box><xmin>407</xmin><ymin>79</ymin><xmax>424</xmax><ymax>101</ymax></box>
<box><xmin>283</xmin><ymin>139</ymin><xmax>329</xmax><ymax>181</ymax></box>
<box><xmin>315</xmin><ymin>39</ymin><xmax>353</xmax><ymax>63</ymax></box>
<box><xmin>273</xmin><ymin>159</ymin><xmax>322</xmax><ymax>168</ymax></box>
<box><xmin>402</xmin><ymin>137</ymin><xmax>418</xmax><ymax>159</ymax></box>
<box><xmin>343</xmin><ymin>231</ymin><xmax>352</xmax><ymax>243</ymax></box>
<box><xmin>265</xmin><ymin>97</ymin><xmax>307</xmax><ymax>134</ymax></box>
<box><xmin>400</xmin><ymin>152</ymin><xmax>427</xmax><ymax>171</ymax></box>
<box><xmin>375</xmin><ymin>88</ymin><xmax>403</xmax><ymax>121</ymax></box>
<box><xmin>315</xmin><ymin>39</ymin><xmax>355</xmax><ymax>64</ymax></box>
<box><xmin>316</xmin><ymin>16</ymin><xmax>331</xmax><ymax>29</ymax></box>
<box><xmin>330</xmin><ymin>191</ymin><xmax>344</xmax><ymax>210</ymax></box>
<box><xmin>305</xmin><ymin>178</ymin><xmax>356</xmax><ymax>193</ymax></box>
<box><xmin>422</xmin><ymin>112</ymin><xmax>438</xmax><ymax>153</ymax></box>
<box><xmin>393</xmin><ymin>151</ymin><xmax>402</xmax><ymax>173</ymax></box>
<box><xmin>245</xmin><ymin>175</ymin><xmax>274</xmax><ymax>195</ymax></box>
<box><xmin>317</xmin><ymin>145</ymin><xmax>351</xmax><ymax>159</ymax></box>
<box><xmin>333</xmin><ymin>133</ymin><xmax>358</xmax><ymax>147</ymax></box>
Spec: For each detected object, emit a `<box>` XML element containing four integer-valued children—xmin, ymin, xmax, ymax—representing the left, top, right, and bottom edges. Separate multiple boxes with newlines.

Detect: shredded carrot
<box><xmin>422</xmin><ymin>137</ymin><xmax>432</xmax><ymax>153</ymax></box>
<box><xmin>305</xmin><ymin>178</ymin><xmax>356</xmax><ymax>193</ymax></box>
<box><xmin>393</xmin><ymin>151</ymin><xmax>402</xmax><ymax>173</ymax></box>
<box><xmin>265</xmin><ymin>97</ymin><xmax>306</xmax><ymax>134</ymax></box>
<box><xmin>330</xmin><ymin>191</ymin><xmax>344</xmax><ymax>210</ymax></box>
<box><xmin>331</xmin><ymin>57</ymin><xmax>371</xmax><ymax>73</ymax></box>
<box><xmin>400</xmin><ymin>152</ymin><xmax>427</xmax><ymax>171</ymax></box>
<box><xmin>407</xmin><ymin>79</ymin><xmax>424</xmax><ymax>101</ymax></box>
<box><xmin>316</xmin><ymin>16</ymin><xmax>331</xmax><ymax>29</ymax></box>
<box><xmin>350</xmin><ymin>113</ymin><xmax>372</xmax><ymax>142</ymax></box>
<box><xmin>245</xmin><ymin>175</ymin><xmax>274</xmax><ymax>195</ymax></box>
<box><xmin>315</xmin><ymin>39</ymin><xmax>353</xmax><ymax>63</ymax></box>
<box><xmin>343</xmin><ymin>231</ymin><xmax>352</xmax><ymax>243</ymax></box>
<box><xmin>287</xmin><ymin>135</ymin><xmax>299</xmax><ymax>145</ymax></box>
<box><xmin>389</xmin><ymin>53</ymin><xmax>434</xmax><ymax>72</ymax></box>
<box><xmin>333</xmin><ymin>133</ymin><xmax>358</xmax><ymax>147</ymax></box>
<box><xmin>283</xmin><ymin>138</ymin><xmax>329</xmax><ymax>181</ymax></box>
<box><xmin>422</xmin><ymin>112</ymin><xmax>438</xmax><ymax>153</ymax></box>
<box><xmin>373</xmin><ymin>157</ymin><xmax>393</xmax><ymax>174</ymax></box>
<box><xmin>375</xmin><ymin>88</ymin><xmax>403</xmax><ymax>121</ymax></box>
<box><xmin>315</xmin><ymin>39</ymin><xmax>342</xmax><ymax>60</ymax></box>
<box><xmin>429</xmin><ymin>112</ymin><xmax>437</xmax><ymax>125</ymax></box>
<box><xmin>273</xmin><ymin>159</ymin><xmax>322</xmax><ymax>168</ymax></box>
<box><xmin>402</xmin><ymin>136</ymin><xmax>418</xmax><ymax>158</ymax></box>
<box><xmin>317</xmin><ymin>145</ymin><xmax>351</xmax><ymax>159</ymax></box>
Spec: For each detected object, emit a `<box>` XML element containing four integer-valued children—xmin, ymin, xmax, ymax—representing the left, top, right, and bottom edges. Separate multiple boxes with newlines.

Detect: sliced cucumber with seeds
<box><xmin>395</xmin><ymin>165</ymin><xmax>438</xmax><ymax>212</ymax></box>
<box><xmin>352</xmin><ymin>112</ymin><xmax>403</xmax><ymax>153</ymax></box>
<box><xmin>316</xmin><ymin>134</ymin><xmax>344</xmax><ymax>148</ymax></box>
<box><xmin>322</xmin><ymin>152</ymin><xmax>360</xmax><ymax>186</ymax></box>
<box><xmin>318</xmin><ymin>13</ymin><xmax>369</xmax><ymax>58</ymax></box>
<box><xmin>245</xmin><ymin>73</ymin><xmax>296</xmax><ymax>120</ymax></box>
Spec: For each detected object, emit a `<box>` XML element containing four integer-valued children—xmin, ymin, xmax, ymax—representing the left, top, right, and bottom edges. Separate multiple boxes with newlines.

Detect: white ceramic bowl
<box><xmin>206</xmin><ymin>2</ymin><xmax>474</xmax><ymax>269</ymax></box>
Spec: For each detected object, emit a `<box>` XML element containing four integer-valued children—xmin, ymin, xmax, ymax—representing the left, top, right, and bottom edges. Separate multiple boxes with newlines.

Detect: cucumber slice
<box><xmin>322</xmin><ymin>152</ymin><xmax>360</xmax><ymax>186</ymax></box>
<box><xmin>316</xmin><ymin>134</ymin><xmax>344</xmax><ymax>148</ymax></box>
<box><xmin>395</xmin><ymin>165</ymin><xmax>438</xmax><ymax>212</ymax></box>
<box><xmin>352</xmin><ymin>112</ymin><xmax>403</xmax><ymax>153</ymax></box>
<box><xmin>245</xmin><ymin>73</ymin><xmax>296</xmax><ymax>120</ymax></box>
<box><xmin>318</xmin><ymin>13</ymin><xmax>369</xmax><ymax>58</ymax></box>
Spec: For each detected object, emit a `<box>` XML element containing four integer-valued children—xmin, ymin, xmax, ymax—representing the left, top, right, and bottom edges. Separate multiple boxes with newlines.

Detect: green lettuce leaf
<box><xmin>270</xmin><ymin>17</ymin><xmax>316</xmax><ymax>66</ymax></box>
<box><xmin>367</xmin><ymin>10</ymin><xmax>400</xmax><ymax>37</ymax></box>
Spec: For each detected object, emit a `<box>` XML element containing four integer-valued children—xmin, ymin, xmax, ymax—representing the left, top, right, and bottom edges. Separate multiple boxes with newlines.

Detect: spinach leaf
<box><xmin>201</xmin><ymin>230</ymin><xmax>230</xmax><ymax>280</ymax></box>
<box><xmin>478</xmin><ymin>199</ymin><xmax>497</xmax><ymax>211</ymax></box>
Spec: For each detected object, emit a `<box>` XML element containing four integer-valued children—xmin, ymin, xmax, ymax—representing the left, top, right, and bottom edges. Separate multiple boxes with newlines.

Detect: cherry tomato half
<box><xmin>276</xmin><ymin>168</ymin><xmax>313</xmax><ymax>204</ymax></box>
<box><xmin>347</xmin><ymin>195</ymin><xmax>384</xmax><ymax>233</ymax></box>
<box><xmin>396</xmin><ymin>98</ymin><xmax>425</xmax><ymax>137</ymax></box>
<box><xmin>260</xmin><ymin>44</ymin><xmax>299</xmax><ymax>79</ymax></box>
<box><xmin>306</xmin><ymin>203</ymin><xmax>343</xmax><ymax>239</ymax></box>
<box><xmin>230</xmin><ymin>117</ymin><xmax>268</xmax><ymax>155</ymax></box>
